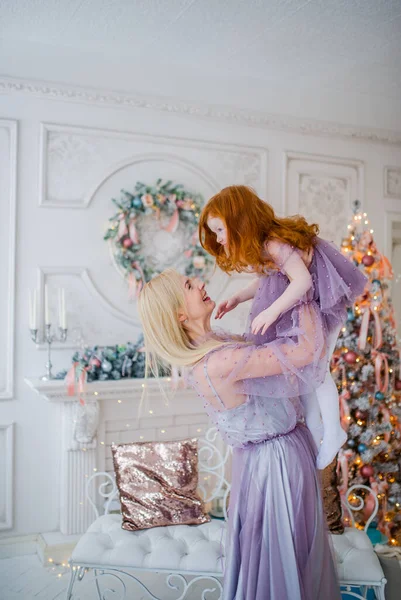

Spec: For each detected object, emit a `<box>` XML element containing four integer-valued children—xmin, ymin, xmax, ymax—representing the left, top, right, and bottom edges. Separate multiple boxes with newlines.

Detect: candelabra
<box><xmin>30</xmin><ymin>323</ymin><xmax>68</xmax><ymax>380</ymax></box>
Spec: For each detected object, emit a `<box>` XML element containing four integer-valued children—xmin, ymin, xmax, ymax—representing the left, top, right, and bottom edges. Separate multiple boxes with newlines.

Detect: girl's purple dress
<box><xmin>186</xmin><ymin>240</ymin><xmax>366</xmax><ymax>599</ymax></box>
<box><xmin>247</xmin><ymin>237</ymin><xmax>367</xmax><ymax>346</ymax></box>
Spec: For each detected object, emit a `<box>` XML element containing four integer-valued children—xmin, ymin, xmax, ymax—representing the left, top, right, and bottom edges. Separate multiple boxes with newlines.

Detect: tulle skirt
<box><xmin>223</xmin><ymin>425</ymin><xmax>341</xmax><ymax>600</ymax></box>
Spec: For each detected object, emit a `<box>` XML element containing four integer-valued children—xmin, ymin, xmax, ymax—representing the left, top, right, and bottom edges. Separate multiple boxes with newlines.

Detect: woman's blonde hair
<box><xmin>137</xmin><ymin>268</ymin><xmax>225</xmax><ymax>376</ymax></box>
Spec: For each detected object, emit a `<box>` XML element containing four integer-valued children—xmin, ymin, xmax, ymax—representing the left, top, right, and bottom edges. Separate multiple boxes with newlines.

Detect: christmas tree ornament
<box><xmin>101</xmin><ymin>359</ymin><xmax>113</xmax><ymax>373</ymax></box>
<box><xmin>344</xmin><ymin>351</ymin><xmax>358</xmax><ymax>364</ymax></box>
<box><xmin>375</xmin><ymin>391</ymin><xmax>385</xmax><ymax>401</ymax></box>
<box><xmin>358</xmin><ymin>443</ymin><xmax>367</xmax><ymax>453</ymax></box>
<box><xmin>360</xmin><ymin>464</ymin><xmax>375</xmax><ymax>478</ymax></box>
<box><xmin>355</xmin><ymin>409</ymin><xmax>368</xmax><ymax>420</ymax></box>
<box><xmin>362</xmin><ymin>254</ymin><xmax>375</xmax><ymax>267</ymax></box>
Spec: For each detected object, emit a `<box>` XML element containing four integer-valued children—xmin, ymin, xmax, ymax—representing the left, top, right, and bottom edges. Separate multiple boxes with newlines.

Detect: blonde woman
<box><xmin>138</xmin><ymin>269</ymin><xmax>341</xmax><ymax>600</ymax></box>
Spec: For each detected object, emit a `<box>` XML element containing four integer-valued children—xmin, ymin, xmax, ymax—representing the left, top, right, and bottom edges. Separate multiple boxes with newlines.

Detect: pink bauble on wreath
<box><xmin>90</xmin><ymin>358</ymin><xmax>101</xmax><ymax>368</ymax></box>
<box><xmin>360</xmin><ymin>464</ymin><xmax>374</xmax><ymax>478</ymax></box>
<box><xmin>123</xmin><ymin>238</ymin><xmax>134</xmax><ymax>249</ymax></box>
<box><xmin>344</xmin><ymin>351</ymin><xmax>358</xmax><ymax>364</ymax></box>
<box><xmin>362</xmin><ymin>254</ymin><xmax>375</xmax><ymax>267</ymax></box>
<box><xmin>394</xmin><ymin>379</ymin><xmax>401</xmax><ymax>391</ymax></box>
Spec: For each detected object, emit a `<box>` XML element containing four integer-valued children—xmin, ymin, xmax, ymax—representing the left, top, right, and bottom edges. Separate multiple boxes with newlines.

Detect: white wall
<box><xmin>1</xmin><ymin>78</ymin><xmax>401</xmax><ymax>537</ymax></box>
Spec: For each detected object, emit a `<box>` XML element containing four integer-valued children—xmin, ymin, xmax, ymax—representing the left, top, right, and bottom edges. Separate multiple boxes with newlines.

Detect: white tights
<box><xmin>301</xmin><ymin>325</ymin><xmax>347</xmax><ymax>470</ymax></box>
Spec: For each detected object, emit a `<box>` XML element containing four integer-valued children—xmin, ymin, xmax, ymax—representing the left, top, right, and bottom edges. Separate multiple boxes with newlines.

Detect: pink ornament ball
<box><xmin>344</xmin><ymin>351</ymin><xmax>358</xmax><ymax>364</ymax></box>
<box><xmin>90</xmin><ymin>358</ymin><xmax>101</xmax><ymax>368</ymax></box>
<box><xmin>360</xmin><ymin>464</ymin><xmax>374</xmax><ymax>478</ymax></box>
<box><xmin>355</xmin><ymin>409</ymin><xmax>368</xmax><ymax>420</ymax></box>
<box><xmin>362</xmin><ymin>254</ymin><xmax>374</xmax><ymax>267</ymax></box>
<box><xmin>395</xmin><ymin>379</ymin><xmax>401</xmax><ymax>391</ymax></box>
<box><xmin>123</xmin><ymin>238</ymin><xmax>133</xmax><ymax>248</ymax></box>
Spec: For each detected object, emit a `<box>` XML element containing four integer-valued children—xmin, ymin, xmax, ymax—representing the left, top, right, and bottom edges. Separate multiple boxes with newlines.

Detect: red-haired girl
<box><xmin>199</xmin><ymin>185</ymin><xmax>367</xmax><ymax>469</ymax></box>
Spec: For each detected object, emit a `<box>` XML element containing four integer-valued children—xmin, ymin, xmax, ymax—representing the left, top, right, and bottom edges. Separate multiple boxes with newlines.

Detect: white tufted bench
<box><xmin>66</xmin><ymin>431</ymin><xmax>387</xmax><ymax>600</ymax></box>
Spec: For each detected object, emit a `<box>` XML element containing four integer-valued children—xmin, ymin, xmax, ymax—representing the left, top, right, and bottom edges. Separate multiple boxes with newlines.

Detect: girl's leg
<box><xmin>315</xmin><ymin>372</ymin><xmax>347</xmax><ymax>470</ymax></box>
<box><xmin>300</xmin><ymin>392</ymin><xmax>323</xmax><ymax>452</ymax></box>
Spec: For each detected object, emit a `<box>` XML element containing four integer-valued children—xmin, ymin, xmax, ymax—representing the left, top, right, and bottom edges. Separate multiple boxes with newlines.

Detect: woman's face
<box><xmin>207</xmin><ymin>216</ymin><xmax>228</xmax><ymax>246</ymax></box>
<box><xmin>180</xmin><ymin>276</ymin><xmax>215</xmax><ymax>322</ymax></box>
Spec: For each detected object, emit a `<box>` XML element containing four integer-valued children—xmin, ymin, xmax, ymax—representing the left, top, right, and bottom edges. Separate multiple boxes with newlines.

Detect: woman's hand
<box><xmin>251</xmin><ymin>306</ymin><xmax>280</xmax><ymax>335</ymax></box>
<box><xmin>215</xmin><ymin>295</ymin><xmax>240</xmax><ymax>319</ymax></box>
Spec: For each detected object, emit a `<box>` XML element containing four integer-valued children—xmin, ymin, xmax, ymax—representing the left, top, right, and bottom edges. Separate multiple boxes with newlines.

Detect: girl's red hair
<box><xmin>199</xmin><ymin>185</ymin><xmax>319</xmax><ymax>273</ymax></box>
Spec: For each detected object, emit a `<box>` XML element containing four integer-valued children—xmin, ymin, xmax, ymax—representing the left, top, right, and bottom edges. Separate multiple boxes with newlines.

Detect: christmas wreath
<box><xmin>104</xmin><ymin>180</ymin><xmax>213</xmax><ymax>294</ymax></box>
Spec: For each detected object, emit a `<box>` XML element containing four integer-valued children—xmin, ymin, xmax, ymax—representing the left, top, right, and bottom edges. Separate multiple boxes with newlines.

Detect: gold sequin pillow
<box><xmin>320</xmin><ymin>456</ymin><xmax>344</xmax><ymax>534</ymax></box>
<box><xmin>111</xmin><ymin>438</ymin><xmax>210</xmax><ymax>531</ymax></box>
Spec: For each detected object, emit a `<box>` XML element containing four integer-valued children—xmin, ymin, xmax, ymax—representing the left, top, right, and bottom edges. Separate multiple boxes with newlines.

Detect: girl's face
<box><xmin>207</xmin><ymin>216</ymin><xmax>228</xmax><ymax>246</ymax></box>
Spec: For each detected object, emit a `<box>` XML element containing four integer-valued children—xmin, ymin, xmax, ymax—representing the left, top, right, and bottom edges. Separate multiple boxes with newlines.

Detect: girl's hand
<box><xmin>251</xmin><ymin>306</ymin><xmax>280</xmax><ymax>335</ymax></box>
<box><xmin>215</xmin><ymin>295</ymin><xmax>240</xmax><ymax>319</ymax></box>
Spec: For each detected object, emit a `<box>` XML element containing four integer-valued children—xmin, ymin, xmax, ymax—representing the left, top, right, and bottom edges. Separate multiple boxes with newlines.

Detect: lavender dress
<box><xmin>188</xmin><ymin>303</ymin><xmax>342</xmax><ymax>599</ymax></box>
<box><xmin>184</xmin><ymin>239</ymin><xmax>366</xmax><ymax>599</ymax></box>
<box><xmin>247</xmin><ymin>237</ymin><xmax>367</xmax><ymax>346</ymax></box>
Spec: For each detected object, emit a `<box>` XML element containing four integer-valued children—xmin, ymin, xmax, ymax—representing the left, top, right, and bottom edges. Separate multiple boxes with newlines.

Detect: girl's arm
<box><xmin>215</xmin><ymin>278</ymin><xmax>259</xmax><ymax>319</ymax></box>
<box><xmin>236</xmin><ymin>278</ymin><xmax>260</xmax><ymax>302</ymax></box>
<box><xmin>252</xmin><ymin>240</ymin><xmax>313</xmax><ymax>334</ymax></box>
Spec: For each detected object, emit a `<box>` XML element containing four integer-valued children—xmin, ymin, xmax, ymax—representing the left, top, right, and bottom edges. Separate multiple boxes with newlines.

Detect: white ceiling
<box><xmin>1</xmin><ymin>0</ymin><xmax>401</xmax><ymax>129</ymax></box>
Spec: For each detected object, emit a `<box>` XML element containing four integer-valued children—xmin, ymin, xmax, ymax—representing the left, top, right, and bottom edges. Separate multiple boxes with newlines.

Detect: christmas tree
<box><xmin>333</xmin><ymin>201</ymin><xmax>401</xmax><ymax>546</ymax></box>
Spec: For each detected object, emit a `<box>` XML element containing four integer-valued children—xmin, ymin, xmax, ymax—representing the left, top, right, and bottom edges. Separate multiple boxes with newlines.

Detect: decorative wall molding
<box><xmin>0</xmin><ymin>119</ymin><xmax>17</xmax><ymax>400</ymax></box>
<box><xmin>35</xmin><ymin>267</ymin><xmax>137</xmax><ymax>350</ymax></box>
<box><xmin>1</xmin><ymin>75</ymin><xmax>401</xmax><ymax>147</ymax></box>
<box><xmin>0</xmin><ymin>423</ymin><xmax>14</xmax><ymax>530</ymax></box>
<box><xmin>283</xmin><ymin>151</ymin><xmax>364</xmax><ymax>246</ymax></box>
<box><xmin>385</xmin><ymin>211</ymin><xmax>401</xmax><ymax>260</ymax></box>
<box><xmin>384</xmin><ymin>167</ymin><xmax>401</xmax><ymax>199</ymax></box>
<box><xmin>39</xmin><ymin>122</ymin><xmax>267</xmax><ymax>208</ymax></box>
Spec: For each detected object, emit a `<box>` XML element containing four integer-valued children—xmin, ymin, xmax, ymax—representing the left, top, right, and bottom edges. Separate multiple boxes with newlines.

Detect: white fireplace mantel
<box><xmin>24</xmin><ymin>375</ymin><xmax>177</xmax><ymax>403</ymax></box>
<box><xmin>25</xmin><ymin>376</ymin><xmax>204</xmax><ymax>536</ymax></box>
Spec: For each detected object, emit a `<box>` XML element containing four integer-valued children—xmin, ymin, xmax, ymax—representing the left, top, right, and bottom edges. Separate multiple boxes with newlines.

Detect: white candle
<box><xmin>29</xmin><ymin>289</ymin><xmax>33</xmax><ymax>328</ymax></box>
<box><xmin>61</xmin><ymin>288</ymin><xmax>66</xmax><ymax>329</ymax></box>
<box><xmin>33</xmin><ymin>289</ymin><xmax>37</xmax><ymax>329</ymax></box>
<box><xmin>29</xmin><ymin>289</ymin><xmax>38</xmax><ymax>329</ymax></box>
<box><xmin>44</xmin><ymin>284</ymin><xmax>50</xmax><ymax>325</ymax></box>
<box><xmin>58</xmin><ymin>288</ymin><xmax>62</xmax><ymax>327</ymax></box>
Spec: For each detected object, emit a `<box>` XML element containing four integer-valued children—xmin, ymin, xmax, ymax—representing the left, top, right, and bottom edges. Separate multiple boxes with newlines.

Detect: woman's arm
<box><xmin>210</xmin><ymin>302</ymin><xmax>325</xmax><ymax>383</ymax></box>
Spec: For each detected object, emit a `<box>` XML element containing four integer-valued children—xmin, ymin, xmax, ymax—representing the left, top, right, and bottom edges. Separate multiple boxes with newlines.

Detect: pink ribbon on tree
<box><xmin>336</xmin><ymin>448</ymin><xmax>354</xmax><ymax>498</ymax></box>
<box><xmin>340</xmin><ymin>388</ymin><xmax>351</xmax><ymax>430</ymax></box>
<box><xmin>379</xmin><ymin>254</ymin><xmax>393</xmax><ymax>279</ymax></box>
<box><xmin>372</xmin><ymin>350</ymin><xmax>390</xmax><ymax>394</ymax></box>
<box><xmin>358</xmin><ymin>305</ymin><xmax>382</xmax><ymax>351</ymax></box>
<box><xmin>380</xmin><ymin>404</ymin><xmax>392</xmax><ymax>442</ymax></box>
